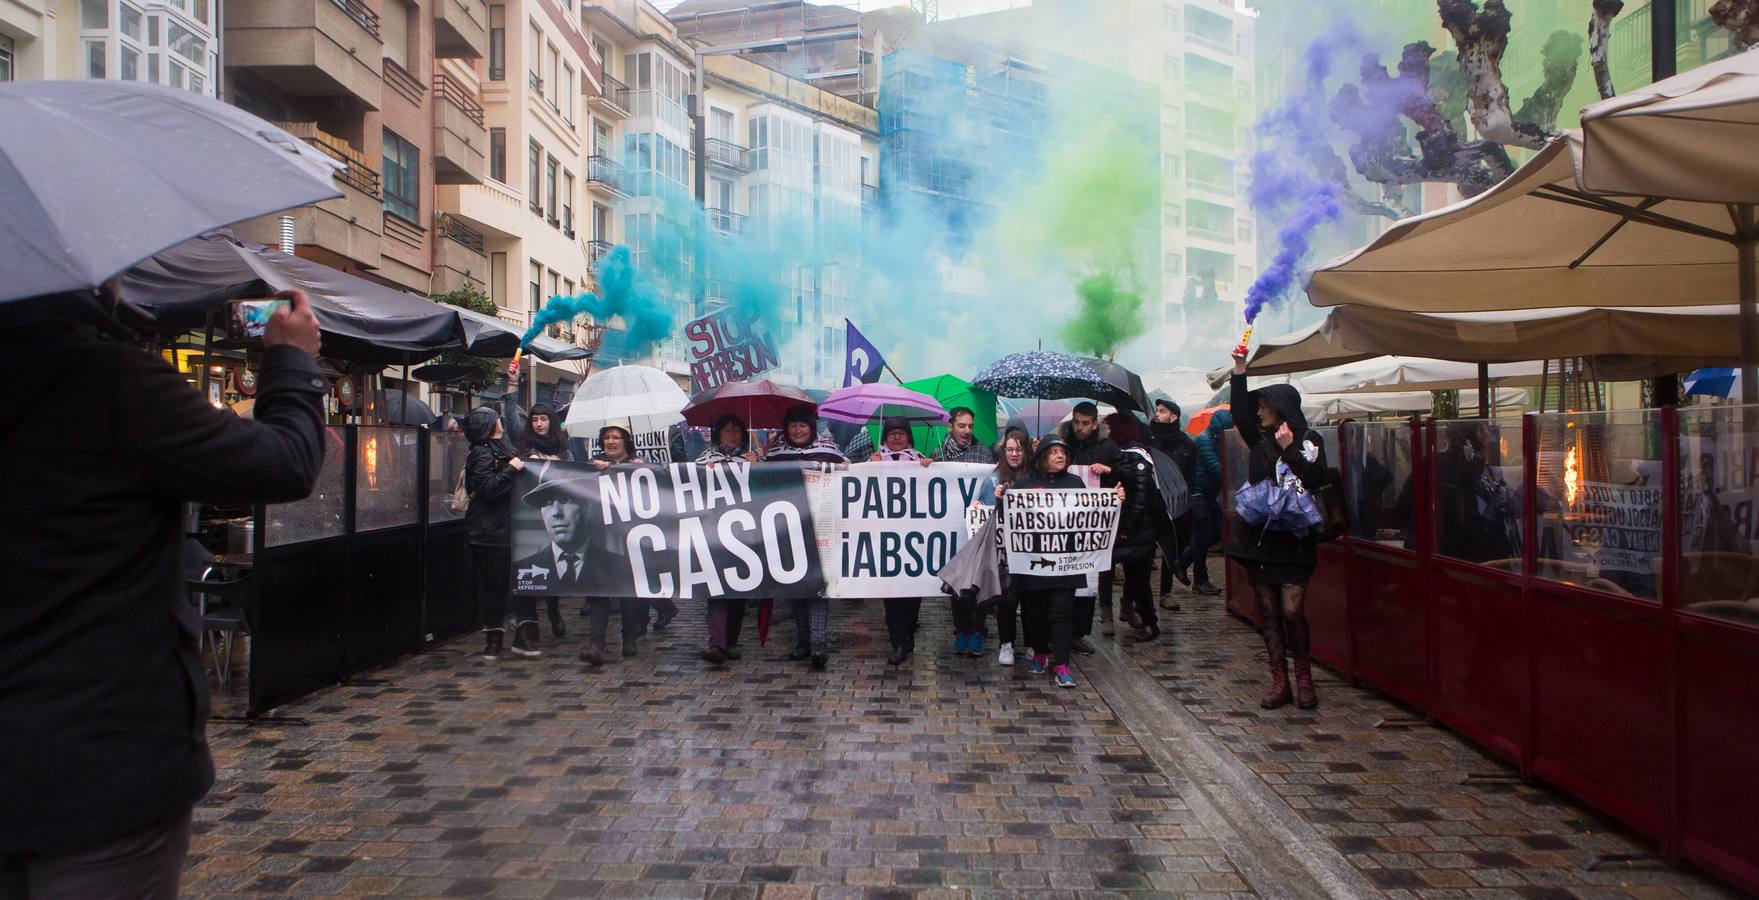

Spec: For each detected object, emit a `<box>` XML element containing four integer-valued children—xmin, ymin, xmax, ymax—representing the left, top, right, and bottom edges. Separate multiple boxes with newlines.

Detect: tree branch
<box><xmin>1437</xmin><ymin>0</ymin><xmax>1555</xmax><ymax>149</ymax></box>
<box><xmin>1589</xmin><ymin>0</ymin><xmax>1626</xmax><ymax>99</ymax></box>
<box><xmin>1710</xmin><ymin>0</ymin><xmax>1759</xmax><ymax>49</ymax></box>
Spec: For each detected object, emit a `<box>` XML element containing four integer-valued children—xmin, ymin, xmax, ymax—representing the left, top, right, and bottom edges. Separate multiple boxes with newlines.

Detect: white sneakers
<box><xmin>997</xmin><ymin>643</ymin><xmax>1015</xmax><ymax>665</ymax></box>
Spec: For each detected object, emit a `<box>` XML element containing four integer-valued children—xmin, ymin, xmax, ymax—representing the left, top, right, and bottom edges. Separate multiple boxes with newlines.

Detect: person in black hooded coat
<box><xmin>518</xmin><ymin>402</ymin><xmax>570</xmax><ymax>639</ymax></box>
<box><xmin>465</xmin><ymin>406</ymin><xmax>534</xmax><ymax>659</ymax></box>
<box><xmin>1104</xmin><ymin>413</ymin><xmax>1168</xmax><ymax>643</ymax></box>
<box><xmin>1225</xmin><ymin>351</ymin><xmax>1329</xmax><ymax>711</ymax></box>
<box><xmin>1148</xmin><ymin>399</ymin><xmax>1197</xmax><ymax>602</ymax></box>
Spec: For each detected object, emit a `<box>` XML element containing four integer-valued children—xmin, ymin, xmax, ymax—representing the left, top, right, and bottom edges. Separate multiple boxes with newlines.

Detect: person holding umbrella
<box><xmin>763</xmin><ymin>404</ymin><xmax>846</xmax><ymax>669</ymax></box>
<box><xmin>1227</xmin><ymin>349</ymin><xmax>1330</xmax><ymax>710</ymax></box>
<box><xmin>864</xmin><ymin>418</ymin><xmax>934</xmax><ymax>665</ymax></box>
<box><xmin>578</xmin><ymin>424</ymin><xmax>654</xmax><ymax>666</ymax></box>
<box><xmin>698</xmin><ymin>414</ymin><xmax>758</xmax><ymax>664</ymax></box>
<box><xmin>519</xmin><ymin>402</ymin><xmax>571</xmax><ymax>640</ymax></box>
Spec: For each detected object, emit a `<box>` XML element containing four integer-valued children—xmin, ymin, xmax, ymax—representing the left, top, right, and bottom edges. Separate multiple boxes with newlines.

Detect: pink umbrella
<box><xmin>818</xmin><ymin>383</ymin><xmax>950</xmax><ymax>425</ymax></box>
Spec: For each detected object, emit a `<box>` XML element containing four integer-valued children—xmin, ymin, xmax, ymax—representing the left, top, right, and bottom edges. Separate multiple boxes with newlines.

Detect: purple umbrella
<box><xmin>818</xmin><ymin>383</ymin><xmax>950</xmax><ymax>425</ymax></box>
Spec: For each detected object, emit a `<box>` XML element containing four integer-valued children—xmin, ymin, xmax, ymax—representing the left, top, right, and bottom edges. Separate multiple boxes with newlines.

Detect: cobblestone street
<box><xmin>186</xmin><ymin>580</ymin><xmax>1737</xmax><ymax>899</ymax></box>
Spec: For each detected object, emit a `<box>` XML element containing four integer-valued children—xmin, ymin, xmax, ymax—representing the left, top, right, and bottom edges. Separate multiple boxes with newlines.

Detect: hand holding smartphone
<box><xmin>228</xmin><ymin>298</ymin><xmax>289</xmax><ymax>341</ymax></box>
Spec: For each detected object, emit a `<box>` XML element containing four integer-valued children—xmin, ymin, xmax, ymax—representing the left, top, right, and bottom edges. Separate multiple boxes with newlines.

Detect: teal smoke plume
<box><xmin>519</xmin><ymin>244</ymin><xmax>672</xmax><ymax>355</ymax></box>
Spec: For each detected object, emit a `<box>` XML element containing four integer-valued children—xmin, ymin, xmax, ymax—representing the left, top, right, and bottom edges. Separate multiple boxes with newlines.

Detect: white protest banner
<box><xmin>582</xmin><ymin>428</ymin><xmax>672</xmax><ymax>463</ymax></box>
<box><xmin>829</xmin><ymin>462</ymin><xmax>992</xmax><ymax>597</ymax></box>
<box><xmin>1002</xmin><ymin>488</ymin><xmax>1121</xmax><ymax>577</ymax></box>
<box><xmin>1562</xmin><ymin>481</ymin><xmax>1665</xmax><ymax>575</ymax></box>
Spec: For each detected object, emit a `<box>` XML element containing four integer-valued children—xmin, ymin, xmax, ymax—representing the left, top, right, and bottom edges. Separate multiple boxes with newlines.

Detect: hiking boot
<box><xmin>1293</xmin><ymin>657</ymin><xmax>1319</xmax><ymax>710</ymax></box>
<box><xmin>1261</xmin><ymin>657</ymin><xmax>1294</xmax><ymax>710</ymax></box>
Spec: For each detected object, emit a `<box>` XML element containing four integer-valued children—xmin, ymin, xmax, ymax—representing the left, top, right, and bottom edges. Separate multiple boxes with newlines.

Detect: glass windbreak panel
<box><xmin>1432</xmin><ymin>419</ymin><xmax>1526</xmax><ymax>569</ymax></box>
<box><xmin>1533</xmin><ymin>411</ymin><xmax>1664</xmax><ymax>600</ymax></box>
<box><xmin>266</xmin><ymin>426</ymin><xmax>346</xmax><ymax>547</ymax></box>
<box><xmin>1678</xmin><ymin>405</ymin><xmax>1759</xmax><ymax>626</ymax></box>
<box><xmin>356</xmin><ymin>426</ymin><xmax>420</xmax><ymax>532</ymax></box>
<box><xmin>1311</xmin><ymin>425</ymin><xmax>1339</xmax><ymax>469</ymax></box>
<box><xmin>429</xmin><ymin>430</ymin><xmax>470</xmax><ymax>523</ymax></box>
<box><xmin>1220</xmin><ymin>427</ymin><xmax>1249</xmax><ymax>515</ymax></box>
<box><xmin>1344</xmin><ymin>422</ymin><xmax>1415</xmax><ymax>549</ymax></box>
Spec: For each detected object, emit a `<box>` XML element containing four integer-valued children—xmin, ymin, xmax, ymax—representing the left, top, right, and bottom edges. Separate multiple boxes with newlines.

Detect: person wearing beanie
<box><xmin>697</xmin><ymin>414</ymin><xmax>758</xmax><ymax>665</ymax></box>
<box><xmin>1182</xmin><ymin>408</ymin><xmax>1232</xmax><ymax>597</ymax></box>
<box><xmin>870</xmin><ymin>416</ymin><xmax>933</xmax><ymax>465</ymax></box>
<box><xmin>518</xmin><ymin>402</ymin><xmax>572</xmax><ymax>640</ymax></box>
<box><xmin>763</xmin><ymin>404</ymin><xmax>846</xmax><ymax>669</ymax></box>
<box><xmin>866</xmin><ymin>418</ymin><xmax>933</xmax><ymax>665</ymax></box>
<box><xmin>1149</xmin><ymin>399</ymin><xmax>1197</xmax><ymax>606</ymax></box>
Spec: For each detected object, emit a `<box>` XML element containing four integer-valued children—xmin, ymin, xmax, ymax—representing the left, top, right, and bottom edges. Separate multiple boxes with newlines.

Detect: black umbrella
<box><xmin>379</xmin><ymin>390</ymin><xmax>436</xmax><ymax>426</ymax></box>
<box><xmin>972</xmin><ymin>351</ymin><xmax>1149</xmax><ymax>413</ymax></box>
<box><xmin>0</xmin><ymin>80</ymin><xmax>341</xmax><ymax>304</ymax></box>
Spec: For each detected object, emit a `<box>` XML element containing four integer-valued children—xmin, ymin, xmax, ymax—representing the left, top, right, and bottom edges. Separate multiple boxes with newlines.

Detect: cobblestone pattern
<box><xmin>1112</xmin><ymin>572</ymin><xmax>1737</xmax><ymax>900</ymax></box>
<box><xmin>189</xmin><ymin>600</ymin><xmax>1251</xmax><ymax>898</ymax></box>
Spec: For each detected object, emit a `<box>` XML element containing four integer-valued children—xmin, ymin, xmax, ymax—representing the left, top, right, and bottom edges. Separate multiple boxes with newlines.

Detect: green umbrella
<box><xmin>869</xmin><ymin>374</ymin><xmax>998</xmax><ymax>453</ymax></box>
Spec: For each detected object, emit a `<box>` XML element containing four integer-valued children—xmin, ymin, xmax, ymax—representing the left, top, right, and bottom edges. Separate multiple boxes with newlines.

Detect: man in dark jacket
<box><xmin>1058</xmin><ymin>402</ymin><xmax>1122</xmax><ymax>652</ymax></box>
<box><xmin>1183</xmin><ymin>409</ymin><xmax>1232</xmax><ymax>596</ymax></box>
<box><xmin>0</xmin><ymin>285</ymin><xmax>327</xmax><ymax>895</ymax></box>
<box><xmin>1148</xmin><ymin>399</ymin><xmax>1197</xmax><ymax>604</ymax></box>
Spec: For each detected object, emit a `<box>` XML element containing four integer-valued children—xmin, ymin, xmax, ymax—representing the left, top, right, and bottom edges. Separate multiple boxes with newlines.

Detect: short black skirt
<box><xmin>1242</xmin><ymin>557</ymin><xmax>1313</xmax><ymax>588</ymax></box>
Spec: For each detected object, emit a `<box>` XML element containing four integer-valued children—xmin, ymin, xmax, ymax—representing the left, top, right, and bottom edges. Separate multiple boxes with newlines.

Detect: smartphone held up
<box><xmin>227</xmin><ymin>298</ymin><xmax>289</xmax><ymax>342</ymax></box>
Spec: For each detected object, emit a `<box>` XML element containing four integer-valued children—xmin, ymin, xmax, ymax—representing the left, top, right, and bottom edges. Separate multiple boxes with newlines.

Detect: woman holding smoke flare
<box><xmin>1226</xmin><ymin>348</ymin><xmax>1330</xmax><ymax>710</ymax></box>
<box><xmin>463</xmin><ymin>407</ymin><xmax>532</xmax><ymax>660</ymax></box>
<box><xmin>518</xmin><ymin>402</ymin><xmax>570</xmax><ymax>642</ymax></box>
<box><xmin>761</xmin><ymin>404</ymin><xmax>848</xmax><ymax>670</ymax></box>
<box><xmin>696</xmin><ymin>414</ymin><xmax>759</xmax><ymax>665</ymax></box>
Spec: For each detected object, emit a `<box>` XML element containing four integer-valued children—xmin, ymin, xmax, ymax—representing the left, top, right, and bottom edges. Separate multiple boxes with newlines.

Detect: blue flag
<box><xmin>843</xmin><ymin>318</ymin><xmax>886</xmax><ymax>387</ymax></box>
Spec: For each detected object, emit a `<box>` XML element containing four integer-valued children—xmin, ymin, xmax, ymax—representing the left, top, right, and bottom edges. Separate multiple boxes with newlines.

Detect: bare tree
<box><xmin>1711</xmin><ymin>0</ymin><xmax>1759</xmax><ymax>48</ymax></box>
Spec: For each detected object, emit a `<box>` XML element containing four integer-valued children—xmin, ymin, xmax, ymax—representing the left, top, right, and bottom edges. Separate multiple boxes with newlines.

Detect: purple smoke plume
<box><xmin>1242</xmin><ymin>24</ymin><xmax>1366</xmax><ymax>324</ymax></box>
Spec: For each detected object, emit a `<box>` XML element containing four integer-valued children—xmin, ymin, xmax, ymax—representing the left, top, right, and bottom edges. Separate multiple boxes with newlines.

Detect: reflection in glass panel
<box><xmin>356</xmin><ymin>426</ymin><xmax>420</xmax><ymax>532</ymax></box>
<box><xmin>81</xmin><ymin>0</ymin><xmax>108</xmax><ymax>29</ymax></box>
<box><xmin>1678</xmin><ymin>406</ymin><xmax>1759</xmax><ymax>626</ymax></box>
<box><xmin>1534</xmin><ymin>411</ymin><xmax>1663</xmax><ymax>601</ymax></box>
<box><xmin>1344</xmin><ymin>422</ymin><xmax>1414</xmax><ymax>549</ymax></box>
<box><xmin>267</xmin><ymin>427</ymin><xmax>346</xmax><ymax>547</ymax></box>
<box><xmin>429</xmin><ymin>431</ymin><xmax>471</xmax><ymax>524</ymax></box>
<box><xmin>120</xmin><ymin>4</ymin><xmax>143</xmax><ymax>39</ymax></box>
<box><xmin>1432</xmin><ymin>419</ymin><xmax>1525</xmax><ymax>568</ymax></box>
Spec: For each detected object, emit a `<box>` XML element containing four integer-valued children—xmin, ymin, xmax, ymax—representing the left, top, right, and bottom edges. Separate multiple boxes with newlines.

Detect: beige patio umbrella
<box><xmin>1215</xmin><ymin>303</ymin><xmax>1744</xmax><ymax>383</ymax></box>
<box><xmin>1295</xmin><ymin>357</ymin><xmax>1548</xmax><ymax>395</ymax></box>
<box><xmin>1578</xmin><ymin>48</ymin><xmax>1759</xmax><ymax>396</ymax></box>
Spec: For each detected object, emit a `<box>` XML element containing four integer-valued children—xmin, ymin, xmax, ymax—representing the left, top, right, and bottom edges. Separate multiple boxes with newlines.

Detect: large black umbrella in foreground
<box><xmin>972</xmin><ymin>351</ymin><xmax>1149</xmax><ymax>413</ymax></box>
<box><xmin>0</xmin><ymin>80</ymin><xmax>341</xmax><ymax>304</ymax></box>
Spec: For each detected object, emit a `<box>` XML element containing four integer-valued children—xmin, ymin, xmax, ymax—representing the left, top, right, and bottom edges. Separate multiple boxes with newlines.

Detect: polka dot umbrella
<box><xmin>972</xmin><ymin>351</ymin><xmax>1149</xmax><ymax>415</ymax></box>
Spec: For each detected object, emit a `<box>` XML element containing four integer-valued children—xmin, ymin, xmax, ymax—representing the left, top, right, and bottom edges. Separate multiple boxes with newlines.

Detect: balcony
<box><xmin>706</xmin><ymin>208</ymin><xmax>746</xmax><ymax>235</ymax></box>
<box><xmin>703</xmin><ymin>137</ymin><xmax>748</xmax><ymax>174</ymax></box>
<box><xmin>1186</xmin><ymin>174</ymin><xmax>1233</xmax><ymax>197</ymax></box>
<box><xmin>234</xmin><ymin>122</ymin><xmax>382</xmax><ymax>267</ymax></box>
<box><xmin>224</xmin><ymin>0</ymin><xmax>384</xmax><ymax>110</ymax></box>
<box><xmin>587</xmin><ymin>240</ymin><xmax>614</xmax><ymax>271</ymax></box>
<box><xmin>434</xmin><ymin>0</ymin><xmax>486</xmax><ymax>59</ymax></box>
<box><xmin>1186</xmin><ymin>30</ymin><xmax>1234</xmax><ymax>57</ymax></box>
<box><xmin>433</xmin><ymin>72</ymin><xmax>486</xmax><ymax>185</ymax></box>
<box><xmin>1187</xmin><ymin>225</ymin><xmax>1235</xmax><ymax>245</ymax></box>
<box><xmin>861</xmin><ymin>183</ymin><xmax>879</xmax><ymax>207</ymax></box>
<box><xmin>584</xmin><ymin>155</ymin><xmax>628</xmax><ymax>198</ymax></box>
<box><xmin>589</xmin><ymin>73</ymin><xmax>631</xmax><ymax>118</ymax></box>
<box><xmin>433</xmin><ymin>213</ymin><xmax>487</xmax><ymax>294</ymax></box>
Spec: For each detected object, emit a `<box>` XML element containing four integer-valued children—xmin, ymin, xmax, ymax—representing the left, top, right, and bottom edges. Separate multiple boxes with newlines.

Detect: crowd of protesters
<box><xmin>455</xmin><ymin>393</ymin><xmax>1303</xmax><ymax>697</ymax></box>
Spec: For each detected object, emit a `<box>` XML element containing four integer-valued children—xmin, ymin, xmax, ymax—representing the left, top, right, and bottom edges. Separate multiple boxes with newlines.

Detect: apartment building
<box><xmin>0</xmin><ymin>0</ymin><xmax>219</xmax><ymax>91</ymax></box>
<box><xmin>436</xmin><ymin>0</ymin><xmax>600</xmax><ymax>399</ymax></box>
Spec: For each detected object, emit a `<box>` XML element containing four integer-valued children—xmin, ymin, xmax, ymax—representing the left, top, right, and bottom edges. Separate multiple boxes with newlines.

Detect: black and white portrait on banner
<box><xmin>512</xmin><ymin>460</ymin><xmax>825</xmax><ymax>599</ymax></box>
<box><xmin>1001</xmin><ymin>488</ymin><xmax>1121</xmax><ymax>577</ymax></box>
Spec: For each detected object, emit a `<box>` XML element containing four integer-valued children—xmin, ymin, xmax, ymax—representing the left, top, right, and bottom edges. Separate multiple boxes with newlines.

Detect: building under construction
<box><xmin>666</xmin><ymin>0</ymin><xmax>926</xmax><ymax>106</ymax></box>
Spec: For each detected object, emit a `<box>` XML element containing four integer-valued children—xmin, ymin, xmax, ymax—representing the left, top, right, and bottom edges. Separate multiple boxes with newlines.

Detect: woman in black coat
<box><xmin>518</xmin><ymin>402</ymin><xmax>571</xmax><ymax>639</ymax></box>
<box><xmin>464</xmin><ymin>406</ymin><xmax>532</xmax><ymax>660</ymax></box>
<box><xmin>1225</xmin><ymin>351</ymin><xmax>1329</xmax><ymax>710</ymax></box>
<box><xmin>1104</xmin><ymin>413</ymin><xmax>1168</xmax><ymax>643</ymax></box>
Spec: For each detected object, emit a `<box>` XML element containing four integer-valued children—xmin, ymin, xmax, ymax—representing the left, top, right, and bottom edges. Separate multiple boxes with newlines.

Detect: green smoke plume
<box><xmin>1063</xmin><ymin>272</ymin><xmax>1145</xmax><ymax>358</ymax></box>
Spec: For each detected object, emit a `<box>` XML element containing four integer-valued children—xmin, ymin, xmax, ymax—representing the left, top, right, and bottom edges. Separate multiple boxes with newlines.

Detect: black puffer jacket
<box><xmin>1057</xmin><ymin>419</ymin><xmax>1122</xmax><ymax>469</ymax></box>
<box><xmin>1010</xmin><ymin>438</ymin><xmax>1089</xmax><ymax>590</ymax></box>
<box><xmin>464</xmin><ymin>418</ymin><xmax>518</xmax><ymax>549</ymax></box>
<box><xmin>1223</xmin><ymin>373</ymin><xmax>1328</xmax><ymax>569</ymax></box>
<box><xmin>1148</xmin><ymin>421</ymin><xmax>1196</xmax><ymax>489</ymax></box>
<box><xmin>1109</xmin><ymin>445</ymin><xmax>1168</xmax><ymax>562</ymax></box>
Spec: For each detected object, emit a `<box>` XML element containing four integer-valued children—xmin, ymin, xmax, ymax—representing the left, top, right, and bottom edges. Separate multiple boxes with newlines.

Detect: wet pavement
<box><xmin>186</xmin><ymin>577</ymin><xmax>1736</xmax><ymax>898</ymax></box>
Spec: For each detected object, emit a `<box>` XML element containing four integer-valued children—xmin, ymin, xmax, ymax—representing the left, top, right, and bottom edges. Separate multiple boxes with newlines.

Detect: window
<box><xmin>1162</xmin><ymin>5</ymin><xmax>1177</xmax><ymax>30</ymax></box>
<box><xmin>548</xmin><ymin>43</ymin><xmax>559</xmax><ymax>108</ymax></box>
<box><xmin>548</xmin><ymin>269</ymin><xmax>560</xmax><ymax>306</ymax></box>
<box><xmin>1164</xmin><ymin>253</ymin><xmax>1182</xmax><ymax>276</ymax></box>
<box><xmin>84</xmin><ymin>40</ymin><xmax>106</xmax><ymax>79</ymax></box>
<box><xmin>593</xmin><ymin>203</ymin><xmax>609</xmax><ymax>242</ymax></box>
<box><xmin>0</xmin><ymin>34</ymin><xmax>13</xmax><ymax>82</ymax></box>
<box><xmin>81</xmin><ymin>0</ymin><xmax>108</xmax><ymax>29</ymax></box>
<box><xmin>489</xmin><ymin>127</ymin><xmax>506</xmax><ymax>182</ymax></box>
<box><xmin>120</xmin><ymin>5</ymin><xmax>143</xmax><ymax>40</ymax></box>
<box><xmin>120</xmin><ymin>45</ymin><xmax>140</xmax><ymax>80</ymax></box>
<box><xmin>545</xmin><ymin>156</ymin><xmax>559</xmax><ymax>226</ymax></box>
<box><xmin>527</xmin><ymin>20</ymin><xmax>541</xmax><ymax>88</ymax></box>
<box><xmin>593</xmin><ymin>38</ymin><xmax>610</xmax><ymax>75</ymax></box>
<box><xmin>710</xmin><ymin>107</ymin><xmax>733</xmax><ymax>142</ymax></box>
<box><xmin>491</xmin><ymin>252</ymin><xmax>507</xmax><ymax>308</ymax></box>
<box><xmin>529</xmin><ymin>261</ymin><xmax>542</xmax><ymax>313</ymax></box>
<box><xmin>562</xmin><ymin>278</ymin><xmax>574</xmax><ymax>298</ymax></box>
<box><xmin>562</xmin><ymin>172</ymin><xmax>574</xmax><ymax>234</ymax></box>
<box><xmin>562</xmin><ymin>64</ymin><xmax>574</xmax><ymax>123</ymax></box>
<box><xmin>488</xmin><ymin>5</ymin><xmax>505</xmax><ymax>80</ymax></box>
<box><xmin>381</xmin><ymin>0</ymin><xmax>409</xmax><ymax>69</ymax></box>
<box><xmin>593</xmin><ymin>122</ymin><xmax>612</xmax><ymax>157</ymax></box>
<box><xmin>528</xmin><ymin>141</ymin><xmax>542</xmax><ymax>214</ymax></box>
<box><xmin>382</xmin><ymin>128</ymin><xmax>420</xmax><ymax>221</ymax></box>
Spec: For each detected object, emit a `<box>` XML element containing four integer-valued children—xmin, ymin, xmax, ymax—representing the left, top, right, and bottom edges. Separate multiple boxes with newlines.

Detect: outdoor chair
<box><xmin>183</xmin><ymin>540</ymin><xmax>254</xmax><ymax>693</ymax></box>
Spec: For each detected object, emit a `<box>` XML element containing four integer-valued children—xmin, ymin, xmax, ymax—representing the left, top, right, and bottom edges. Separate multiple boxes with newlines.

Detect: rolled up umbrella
<box><xmin>682</xmin><ymin>379</ymin><xmax>816</xmax><ymax>429</ymax></box>
<box><xmin>818</xmin><ymin>383</ymin><xmax>950</xmax><ymax>424</ymax></box>
<box><xmin>0</xmin><ymin>80</ymin><xmax>342</xmax><ymax>304</ymax></box>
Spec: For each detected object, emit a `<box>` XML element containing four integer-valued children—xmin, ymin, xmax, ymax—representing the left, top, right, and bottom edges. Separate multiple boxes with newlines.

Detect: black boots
<box><xmin>480</xmin><ymin>628</ymin><xmax>503</xmax><ymax>660</ymax></box>
<box><xmin>546</xmin><ymin>597</ymin><xmax>565</xmax><ymax>638</ymax></box>
<box><xmin>509</xmin><ymin>621</ymin><xmax>541</xmax><ymax>657</ymax></box>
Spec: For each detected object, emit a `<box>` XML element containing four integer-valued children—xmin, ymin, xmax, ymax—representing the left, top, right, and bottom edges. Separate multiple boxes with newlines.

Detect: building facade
<box><xmin>0</xmin><ymin>0</ymin><xmax>219</xmax><ymax>91</ymax></box>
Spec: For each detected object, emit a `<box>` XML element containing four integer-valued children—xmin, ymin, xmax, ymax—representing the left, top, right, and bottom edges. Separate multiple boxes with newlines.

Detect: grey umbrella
<box><xmin>0</xmin><ymin>80</ymin><xmax>341</xmax><ymax>304</ymax></box>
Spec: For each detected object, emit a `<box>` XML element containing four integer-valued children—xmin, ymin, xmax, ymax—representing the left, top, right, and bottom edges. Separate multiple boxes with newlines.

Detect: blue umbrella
<box><xmin>0</xmin><ymin>80</ymin><xmax>342</xmax><ymax>304</ymax></box>
<box><xmin>1684</xmin><ymin>368</ymin><xmax>1739</xmax><ymax>399</ymax></box>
